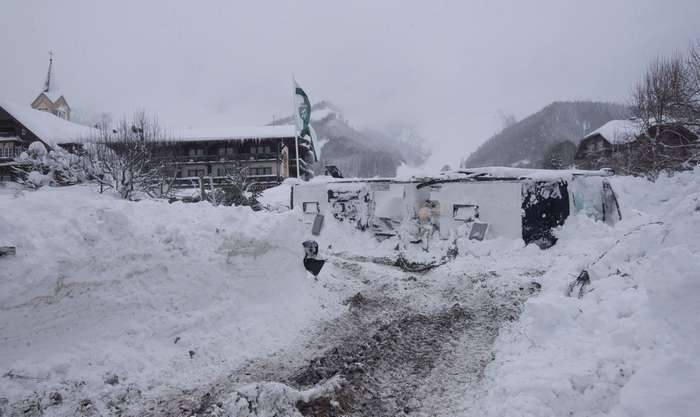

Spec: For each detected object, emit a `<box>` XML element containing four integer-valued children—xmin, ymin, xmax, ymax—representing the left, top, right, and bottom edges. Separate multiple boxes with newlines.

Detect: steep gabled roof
<box><xmin>0</xmin><ymin>100</ymin><xmax>96</xmax><ymax>148</ymax></box>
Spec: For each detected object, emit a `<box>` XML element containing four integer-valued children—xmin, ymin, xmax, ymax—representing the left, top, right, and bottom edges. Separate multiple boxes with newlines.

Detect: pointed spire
<box><xmin>43</xmin><ymin>51</ymin><xmax>54</xmax><ymax>93</ymax></box>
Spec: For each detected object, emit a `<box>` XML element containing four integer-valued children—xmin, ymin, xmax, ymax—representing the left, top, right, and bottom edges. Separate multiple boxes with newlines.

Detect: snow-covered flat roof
<box><xmin>0</xmin><ymin>100</ymin><xmax>96</xmax><ymax>148</ymax></box>
<box><xmin>454</xmin><ymin>166</ymin><xmax>614</xmax><ymax>181</ymax></box>
<box><xmin>166</xmin><ymin>125</ymin><xmax>296</xmax><ymax>142</ymax></box>
<box><xmin>299</xmin><ymin>167</ymin><xmax>614</xmax><ymax>186</ymax></box>
<box><xmin>584</xmin><ymin>119</ymin><xmax>643</xmax><ymax>145</ymax></box>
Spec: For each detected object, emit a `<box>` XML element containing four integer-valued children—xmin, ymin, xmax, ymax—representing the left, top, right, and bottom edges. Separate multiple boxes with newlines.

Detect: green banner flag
<box><xmin>294</xmin><ymin>82</ymin><xmax>311</xmax><ymax>138</ymax></box>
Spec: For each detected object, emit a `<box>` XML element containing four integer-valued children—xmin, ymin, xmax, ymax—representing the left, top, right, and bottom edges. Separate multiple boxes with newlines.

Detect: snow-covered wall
<box><xmin>429</xmin><ymin>182</ymin><xmax>523</xmax><ymax>239</ymax></box>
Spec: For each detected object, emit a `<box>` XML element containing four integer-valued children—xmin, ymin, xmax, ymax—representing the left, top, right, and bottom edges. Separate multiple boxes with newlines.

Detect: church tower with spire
<box><xmin>31</xmin><ymin>51</ymin><xmax>71</xmax><ymax>120</ymax></box>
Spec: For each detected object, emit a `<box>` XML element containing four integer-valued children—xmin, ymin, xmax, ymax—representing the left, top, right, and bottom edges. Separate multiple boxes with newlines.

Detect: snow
<box><xmin>472</xmin><ymin>167</ymin><xmax>700</xmax><ymax>417</ymax></box>
<box><xmin>42</xmin><ymin>91</ymin><xmax>64</xmax><ymax>103</ymax></box>
<box><xmin>1</xmin><ymin>167</ymin><xmax>699</xmax><ymax>416</ymax></box>
<box><xmin>584</xmin><ymin>118</ymin><xmax>644</xmax><ymax>145</ymax></box>
<box><xmin>259</xmin><ymin>181</ymin><xmax>294</xmax><ymax>210</ymax></box>
<box><xmin>0</xmin><ymin>185</ymin><xmax>339</xmax><ymax>409</ymax></box>
<box><xmin>455</xmin><ymin>166</ymin><xmax>614</xmax><ymax>181</ymax></box>
<box><xmin>310</xmin><ymin>107</ymin><xmax>336</xmax><ymax>122</ymax></box>
<box><xmin>166</xmin><ymin>125</ymin><xmax>296</xmax><ymax>142</ymax></box>
<box><xmin>0</xmin><ymin>100</ymin><xmax>97</xmax><ymax>148</ymax></box>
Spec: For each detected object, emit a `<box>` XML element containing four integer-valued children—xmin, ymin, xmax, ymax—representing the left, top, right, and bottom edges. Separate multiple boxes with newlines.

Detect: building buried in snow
<box><xmin>292</xmin><ymin>167</ymin><xmax>621</xmax><ymax>249</ymax></box>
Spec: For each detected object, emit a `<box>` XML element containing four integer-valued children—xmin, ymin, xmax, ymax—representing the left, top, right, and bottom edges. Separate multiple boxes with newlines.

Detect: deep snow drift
<box><xmin>0</xmin><ymin>185</ymin><xmax>346</xmax><ymax>414</ymax></box>
<box><xmin>1</xmin><ymin>169</ymin><xmax>699</xmax><ymax>417</ymax></box>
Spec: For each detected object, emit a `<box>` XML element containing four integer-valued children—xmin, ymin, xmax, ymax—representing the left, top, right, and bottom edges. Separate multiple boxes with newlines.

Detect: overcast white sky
<box><xmin>2</xmin><ymin>0</ymin><xmax>699</xmax><ymax>167</ymax></box>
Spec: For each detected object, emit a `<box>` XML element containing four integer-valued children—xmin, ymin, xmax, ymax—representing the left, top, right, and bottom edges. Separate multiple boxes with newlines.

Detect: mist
<box><xmin>2</xmin><ymin>0</ymin><xmax>699</xmax><ymax>169</ymax></box>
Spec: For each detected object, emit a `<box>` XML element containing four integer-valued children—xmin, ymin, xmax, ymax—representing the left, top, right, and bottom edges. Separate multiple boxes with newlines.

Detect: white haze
<box><xmin>2</xmin><ymin>0</ymin><xmax>699</xmax><ymax>170</ymax></box>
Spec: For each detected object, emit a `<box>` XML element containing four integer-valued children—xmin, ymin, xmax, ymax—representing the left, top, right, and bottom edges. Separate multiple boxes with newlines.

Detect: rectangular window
<box><xmin>453</xmin><ymin>204</ymin><xmax>479</xmax><ymax>221</ymax></box>
<box><xmin>188</xmin><ymin>148</ymin><xmax>205</xmax><ymax>157</ymax></box>
<box><xmin>249</xmin><ymin>167</ymin><xmax>272</xmax><ymax>176</ymax></box>
<box><xmin>219</xmin><ymin>147</ymin><xmax>235</xmax><ymax>157</ymax></box>
<box><xmin>250</xmin><ymin>145</ymin><xmax>273</xmax><ymax>155</ymax></box>
<box><xmin>186</xmin><ymin>169</ymin><xmax>206</xmax><ymax>177</ymax></box>
<box><xmin>303</xmin><ymin>202</ymin><xmax>320</xmax><ymax>214</ymax></box>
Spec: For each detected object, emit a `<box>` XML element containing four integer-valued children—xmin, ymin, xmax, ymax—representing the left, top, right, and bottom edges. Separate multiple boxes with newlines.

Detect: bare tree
<box><xmin>631</xmin><ymin>42</ymin><xmax>700</xmax><ymax>175</ymax></box>
<box><xmin>83</xmin><ymin>111</ymin><xmax>177</xmax><ymax>199</ymax></box>
<box><xmin>206</xmin><ymin>165</ymin><xmax>261</xmax><ymax>208</ymax></box>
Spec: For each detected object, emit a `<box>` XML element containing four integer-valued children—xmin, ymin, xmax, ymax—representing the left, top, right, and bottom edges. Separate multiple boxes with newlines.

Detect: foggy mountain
<box><xmin>273</xmin><ymin>101</ymin><xmax>430</xmax><ymax>178</ymax></box>
<box><xmin>462</xmin><ymin>101</ymin><xmax>633</xmax><ymax>169</ymax></box>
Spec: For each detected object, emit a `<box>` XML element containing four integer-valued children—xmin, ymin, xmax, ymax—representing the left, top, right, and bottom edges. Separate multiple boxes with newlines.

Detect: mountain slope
<box><xmin>462</xmin><ymin>101</ymin><xmax>633</xmax><ymax>168</ymax></box>
<box><xmin>274</xmin><ymin>101</ymin><xmax>430</xmax><ymax>177</ymax></box>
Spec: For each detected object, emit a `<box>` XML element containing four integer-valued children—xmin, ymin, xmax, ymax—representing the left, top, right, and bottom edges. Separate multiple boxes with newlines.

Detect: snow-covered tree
<box><xmin>83</xmin><ymin>112</ymin><xmax>176</xmax><ymax>199</ymax></box>
<box><xmin>13</xmin><ymin>141</ymin><xmax>86</xmax><ymax>188</ymax></box>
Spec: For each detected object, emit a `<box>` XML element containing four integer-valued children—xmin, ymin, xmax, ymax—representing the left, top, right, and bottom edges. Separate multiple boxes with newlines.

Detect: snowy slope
<box><xmin>471</xmin><ymin>168</ymin><xmax>700</xmax><ymax>417</ymax></box>
<box><xmin>1</xmin><ymin>168</ymin><xmax>699</xmax><ymax>416</ymax></box>
<box><xmin>0</xmin><ymin>185</ymin><xmax>344</xmax><ymax>410</ymax></box>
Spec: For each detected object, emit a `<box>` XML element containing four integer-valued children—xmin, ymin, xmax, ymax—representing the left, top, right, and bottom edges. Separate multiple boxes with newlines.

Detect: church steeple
<box><xmin>31</xmin><ymin>51</ymin><xmax>70</xmax><ymax>120</ymax></box>
<box><xmin>43</xmin><ymin>51</ymin><xmax>54</xmax><ymax>93</ymax></box>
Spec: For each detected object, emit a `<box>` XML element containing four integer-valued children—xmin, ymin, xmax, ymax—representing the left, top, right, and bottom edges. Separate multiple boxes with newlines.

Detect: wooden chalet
<box><xmin>158</xmin><ymin>126</ymin><xmax>316</xmax><ymax>190</ymax></box>
<box><xmin>0</xmin><ymin>100</ymin><xmax>94</xmax><ymax>181</ymax></box>
<box><xmin>575</xmin><ymin>118</ymin><xmax>699</xmax><ymax>172</ymax></box>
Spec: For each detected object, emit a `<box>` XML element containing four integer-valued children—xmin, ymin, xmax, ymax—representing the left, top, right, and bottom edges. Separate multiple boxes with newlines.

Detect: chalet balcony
<box><xmin>150</xmin><ymin>152</ymin><xmax>280</xmax><ymax>164</ymax></box>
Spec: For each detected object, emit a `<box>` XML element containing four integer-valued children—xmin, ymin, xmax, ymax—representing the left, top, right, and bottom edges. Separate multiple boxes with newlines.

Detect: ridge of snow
<box><xmin>166</xmin><ymin>125</ymin><xmax>296</xmax><ymax>142</ymax></box>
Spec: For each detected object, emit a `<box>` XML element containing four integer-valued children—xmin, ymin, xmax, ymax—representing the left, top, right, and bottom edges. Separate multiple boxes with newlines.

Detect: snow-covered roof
<box><xmin>165</xmin><ymin>125</ymin><xmax>296</xmax><ymax>142</ymax></box>
<box><xmin>42</xmin><ymin>91</ymin><xmax>65</xmax><ymax>103</ymax></box>
<box><xmin>454</xmin><ymin>166</ymin><xmax>614</xmax><ymax>181</ymax></box>
<box><xmin>0</xmin><ymin>100</ymin><xmax>97</xmax><ymax>148</ymax></box>
<box><xmin>584</xmin><ymin>119</ymin><xmax>644</xmax><ymax>145</ymax></box>
<box><xmin>299</xmin><ymin>167</ymin><xmax>614</xmax><ymax>186</ymax></box>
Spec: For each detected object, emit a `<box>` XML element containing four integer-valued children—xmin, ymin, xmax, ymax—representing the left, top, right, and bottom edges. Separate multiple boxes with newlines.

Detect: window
<box><xmin>186</xmin><ymin>169</ymin><xmax>206</xmax><ymax>177</ymax></box>
<box><xmin>453</xmin><ymin>204</ymin><xmax>479</xmax><ymax>221</ymax></box>
<box><xmin>251</xmin><ymin>145</ymin><xmax>273</xmax><ymax>154</ymax></box>
<box><xmin>303</xmin><ymin>202</ymin><xmax>320</xmax><ymax>214</ymax></box>
<box><xmin>218</xmin><ymin>147</ymin><xmax>235</xmax><ymax>157</ymax></box>
<box><xmin>249</xmin><ymin>167</ymin><xmax>272</xmax><ymax>176</ymax></box>
<box><xmin>188</xmin><ymin>148</ymin><xmax>205</xmax><ymax>157</ymax></box>
<box><xmin>0</xmin><ymin>144</ymin><xmax>19</xmax><ymax>159</ymax></box>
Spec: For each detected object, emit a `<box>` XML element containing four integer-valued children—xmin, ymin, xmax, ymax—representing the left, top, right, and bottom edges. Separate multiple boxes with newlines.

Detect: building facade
<box><xmin>157</xmin><ymin>127</ymin><xmax>314</xmax><ymax>190</ymax></box>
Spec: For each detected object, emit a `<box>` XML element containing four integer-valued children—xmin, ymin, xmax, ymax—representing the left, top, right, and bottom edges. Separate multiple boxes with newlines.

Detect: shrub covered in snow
<box><xmin>13</xmin><ymin>141</ymin><xmax>87</xmax><ymax>188</ymax></box>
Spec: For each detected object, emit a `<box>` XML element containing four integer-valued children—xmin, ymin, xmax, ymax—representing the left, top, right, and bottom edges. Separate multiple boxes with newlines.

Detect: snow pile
<box><xmin>0</xmin><ymin>186</ymin><xmax>340</xmax><ymax>409</ymax></box>
<box><xmin>474</xmin><ymin>168</ymin><xmax>700</xmax><ymax>417</ymax></box>
<box><xmin>217</xmin><ymin>376</ymin><xmax>343</xmax><ymax>417</ymax></box>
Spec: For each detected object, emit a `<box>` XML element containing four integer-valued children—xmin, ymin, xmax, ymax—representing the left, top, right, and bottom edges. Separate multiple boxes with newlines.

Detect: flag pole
<box><xmin>293</xmin><ymin>77</ymin><xmax>300</xmax><ymax>179</ymax></box>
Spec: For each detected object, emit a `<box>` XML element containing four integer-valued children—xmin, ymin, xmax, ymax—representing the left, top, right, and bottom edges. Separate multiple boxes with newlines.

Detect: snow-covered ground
<box><xmin>474</xmin><ymin>170</ymin><xmax>700</xmax><ymax>417</ymax></box>
<box><xmin>0</xmin><ymin>184</ymin><xmax>348</xmax><ymax>415</ymax></box>
<box><xmin>1</xmin><ymin>169</ymin><xmax>699</xmax><ymax>416</ymax></box>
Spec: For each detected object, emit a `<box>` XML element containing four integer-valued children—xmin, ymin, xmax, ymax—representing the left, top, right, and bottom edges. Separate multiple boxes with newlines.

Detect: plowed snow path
<box><xmin>147</xmin><ymin>258</ymin><xmax>542</xmax><ymax>417</ymax></box>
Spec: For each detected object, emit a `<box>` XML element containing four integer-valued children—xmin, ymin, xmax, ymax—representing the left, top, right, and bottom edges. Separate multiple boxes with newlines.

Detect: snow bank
<box><xmin>473</xmin><ymin>168</ymin><xmax>700</xmax><ymax>417</ymax></box>
<box><xmin>0</xmin><ymin>186</ymin><xmax>338</xmax><ymax>404</ymax></box>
